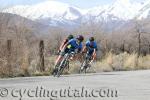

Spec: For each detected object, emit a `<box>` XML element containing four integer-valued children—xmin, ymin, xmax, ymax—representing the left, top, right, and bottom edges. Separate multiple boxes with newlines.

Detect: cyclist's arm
<box><xmin>93</xmin><ymin>49</ymin><xmax>97</xmax><ymax>60</ymax></box>
<box><xmin>61</xmin><ymin>42</ymin><xmax>69</xmax><ymax>52</ymax></box>
<box><xmin>82</xmin><ymin>46</ymin><xmax>87</xmax><ymax>53</ymax></box>
<box><xmin>59</xmin><ymin>39</ymin><xmax>67</xmax><ymax>51</ymax></box>
<box><xmin>82</xmin><ymin>42</ymin><xmax>90</xmax><ymax>53</ymax></box>
<box><xmin>92</xmin><ymin>42</ymin><xmax>98</xmax><ymax>60</ymax></box>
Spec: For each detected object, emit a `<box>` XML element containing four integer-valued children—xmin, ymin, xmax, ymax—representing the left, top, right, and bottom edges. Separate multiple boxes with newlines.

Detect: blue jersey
<box><xmin>67</xmin><ymin>39</ymin><xmax>82</xmax><ymax>52</ymax></box>
<box><xmin>86</xmin><ymin>40</ymin><xmax>97</xmax><ymax>54</ymax></box>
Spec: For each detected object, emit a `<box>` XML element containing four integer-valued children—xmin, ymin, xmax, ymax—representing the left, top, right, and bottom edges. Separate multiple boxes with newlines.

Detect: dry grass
<box><xmin>0</xmin><ymin>52</ymin><xmax>150</xmax><ymax>78</ymax></box>
<box><xmin>68</xmin><ymin>52</ymin><xmax>150</xmax><ymax>73</ymax></box>
<box><xmin>46</xmin><ymin>52</ymin><xmax>150</xmax><ymax>74</ymax></box>
<box><xmin>92</xmin><ymin>52</ymin><xmax>150</xmax><ymax>72</ymax></box>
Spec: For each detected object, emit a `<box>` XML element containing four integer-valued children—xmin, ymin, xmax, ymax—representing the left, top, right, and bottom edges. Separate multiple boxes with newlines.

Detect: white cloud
<box><xmin>0</xmin><ymin>0</ymin><xmax>48</xmax><ymax>9</ymax></box>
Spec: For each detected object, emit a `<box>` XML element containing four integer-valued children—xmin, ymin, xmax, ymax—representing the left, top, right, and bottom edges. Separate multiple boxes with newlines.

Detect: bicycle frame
<box><xmin>79</xmin><ymin>52</ymin><xmax>92</xmax><ymax>73</ymax></box>
<box><xmin>54</xmin><ymin>52</ymin><xmax>75</xmax><ymax>77</ymax></box>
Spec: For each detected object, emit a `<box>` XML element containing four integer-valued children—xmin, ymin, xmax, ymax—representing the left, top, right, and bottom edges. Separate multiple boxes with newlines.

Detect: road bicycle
<box><xmin>52</xmin><ymin>52</ymin><xmax>75</xmax><ymax>77</ymax></box>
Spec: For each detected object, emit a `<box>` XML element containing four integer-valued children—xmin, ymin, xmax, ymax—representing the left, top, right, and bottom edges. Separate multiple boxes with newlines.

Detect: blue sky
<box><xmin>56</xmin><ymin>0</ymin><xmax>116</xmax><ymax>8</ymax></box>
<box><xmin>57</xmin><ymin>0</ymin><xmax>146</xmax><ymax>8</ymax></box>
<box><xmin>0</xmin><ymin>0</ymin><xmax>146</xmax><ymax>9</ymax></box>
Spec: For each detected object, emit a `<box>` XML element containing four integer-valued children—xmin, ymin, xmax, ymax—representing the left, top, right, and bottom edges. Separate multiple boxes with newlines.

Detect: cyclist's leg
<box><xmin>87</xmin><ymin>51</ymin><xmax>94</xmax><ymax>64</ymax></box>
<box><xmin>54</xmin><ymin>49</ymin><xmax>68</xmax><ymax>67</ymax></box>
<box><xmin>92</xmin><ymin>51</ymin><xmax>97</xmax><ymax>60</ymax></box>
<box><xmin>73</xmin><ymin>47</ymin><xmax>87</xmax><ymax>63</ymax></box>
<box><xmin>89</xmin><ymin>49</ymin><xmax>97</xmax><ymax>63</ymax></box>
<box><xmin>53</xmin><ymin>55</ymin><xmax>62</xmax><ymax>74</ymax></box>
<box><xmin>55</xmin><ymin>55</ymin><xmax>63</xmax><ymax>67</ymax></box>
<box><xmin>73</xmin><ymin>52</ymin><xmax>81</xmax><ymax>62</ymax></box>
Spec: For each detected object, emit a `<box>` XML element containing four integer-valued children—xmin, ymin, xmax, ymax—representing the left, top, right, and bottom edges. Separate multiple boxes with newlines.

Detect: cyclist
<box><xmin>58</xmin><ymin>34</ymin><xmax>74</xmax><ymax>53</ymax></box>
<box><xmin>82</xmin><ymin>37</ymin><xmax>97</xmax><ymax>64</ymax></box>
<box><xmin>54</xmin><ymin>35</ymin><xmax>84</xmax><ymax>71</ymax></box>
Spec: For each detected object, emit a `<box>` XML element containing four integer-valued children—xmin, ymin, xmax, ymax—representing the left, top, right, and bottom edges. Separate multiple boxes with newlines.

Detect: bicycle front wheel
<box><xmin>56</xmin><ymin>56</ymin><xmax>68</xmax><ymax>77</ymax></box>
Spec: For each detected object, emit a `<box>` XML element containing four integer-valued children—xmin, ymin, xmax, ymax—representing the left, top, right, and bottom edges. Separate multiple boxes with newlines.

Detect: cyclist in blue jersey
<box><xmin>54</xmin><ymin>35</ymin><xmax>84</xmax><ymax>68</ymax></box>
<box><xmin>82</xmin><ymin>37</ymin><xmax>97</xmax><ymax>64</ymax></box>
<box><xmin>58</xmin><ymin>34</ymin><xmax>74</xmax><ymax>54</ymax></box>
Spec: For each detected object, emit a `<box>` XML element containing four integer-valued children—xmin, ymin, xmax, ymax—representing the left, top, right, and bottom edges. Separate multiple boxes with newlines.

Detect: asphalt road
<box><xmin>0</xmin><ymin>70</ymin><xmax>150</xmax><ymax>100</ymax></box>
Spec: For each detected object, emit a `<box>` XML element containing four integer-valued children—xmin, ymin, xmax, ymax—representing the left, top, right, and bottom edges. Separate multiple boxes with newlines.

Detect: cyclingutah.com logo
<box><xmin>0</xmin><ymin>86</ymin><xmax>118</xmax><ymax>100</ymax></box>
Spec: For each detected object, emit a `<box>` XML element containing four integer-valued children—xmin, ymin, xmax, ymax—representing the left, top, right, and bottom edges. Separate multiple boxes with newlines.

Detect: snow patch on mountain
<box><xmin>135</xmin><ymin>0</ymin><xmax>150</xmax><ymax>19</ymax></box>
<box><xmin>3</xmin><ymin>0</ymin><xmax>83</xmax><ymax>21</ymax></box>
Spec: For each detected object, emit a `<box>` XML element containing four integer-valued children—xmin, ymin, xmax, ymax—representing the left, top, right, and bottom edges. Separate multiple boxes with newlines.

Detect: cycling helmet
<box><xmin>89</xmin><ymin>37</ymin><xmax>94</xmax><ymax>41</ymax></box>
<box><xmin>76</xmin><ymin>35</ymin><xmax>84</xmax><ymax>42</ymax></box>
<box><xmin>67</xmin><ymin>34</ymin><xmax>74</xmax><ymax>40</ymax></box>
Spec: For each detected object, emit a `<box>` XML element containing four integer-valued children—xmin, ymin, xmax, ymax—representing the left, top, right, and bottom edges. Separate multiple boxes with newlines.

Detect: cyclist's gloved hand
<box><xmin>57</xmin><ymin>50</ymin><xmax>62</xmax><ymax>55</ymax></box>
<box><xmin>58</xmin><ymin>50</ymin><xmax>61</xmax><ymax>53</ymax></box>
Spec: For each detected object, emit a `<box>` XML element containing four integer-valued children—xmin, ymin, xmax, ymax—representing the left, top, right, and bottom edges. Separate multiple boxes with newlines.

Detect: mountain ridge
<box><xmin>2</xmin><ymin>0</ymin><xmax>150</xmax><ymax>30</ymax></box>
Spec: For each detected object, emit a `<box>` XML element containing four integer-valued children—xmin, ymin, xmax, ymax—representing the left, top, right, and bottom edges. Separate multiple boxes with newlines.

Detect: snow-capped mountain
<box><xmin>84</xmin><ymin>0</ymin><xmax>142</xmax><ymax>22</ymax></box>
<box><xmin>135</xmin><ymin>0</ymin><xmax>150</xmax><ymax>19</ymax></box>
<box><xmin>3</xmin><ymin>1</ymin><xmax>82</xmax><ymax>20</ymax></box>
<box><xmin>3</xmin><ymin>1</ymin><xmax>84</xmax><ymax>27</ymax></box>
<box><xmin>104</xmin><ymin>0</ymin><xmax>140</xmax><ymax>20</ymax></box>
<box><xmin>2</xmin><ymin>0</ymin><xmax>150</xmax><ymax>29</ymax></box>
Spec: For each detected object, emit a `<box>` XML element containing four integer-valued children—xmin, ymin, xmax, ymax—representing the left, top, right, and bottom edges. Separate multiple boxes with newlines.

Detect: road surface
<box><xmin>0</xmin><ymin>70</ymin><xmax>150</xmax><ymax>100</ymax></box>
